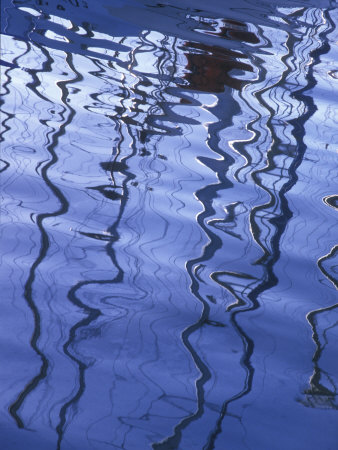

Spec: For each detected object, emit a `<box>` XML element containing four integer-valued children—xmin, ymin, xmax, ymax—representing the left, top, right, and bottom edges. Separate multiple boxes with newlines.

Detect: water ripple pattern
<box><xmin>0</xmin><ymin>1</ymin><xmax>337</xmax><ymax>449</ymax></box>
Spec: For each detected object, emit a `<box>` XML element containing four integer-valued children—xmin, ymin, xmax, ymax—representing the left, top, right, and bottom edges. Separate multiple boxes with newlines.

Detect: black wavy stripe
<box><xmin>9</xmin><ymin>48</ymin><xmax>79</xmax><ymax>429</ymax></box>
<box><xmin>205</xmin><ymin>8</ymin><xmax>335</xmax><ymax>449</ymax></box>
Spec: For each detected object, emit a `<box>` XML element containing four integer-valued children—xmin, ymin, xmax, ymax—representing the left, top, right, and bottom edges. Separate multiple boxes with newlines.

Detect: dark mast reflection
<box><xmin>213</xmin><ymin>10</ymin><xmax>334</xmax><ymax>450</ymax></box>
<box><xmin>9</xmin><ymin>42</ymin><xmax>71</xmax><ymax>429</ymax></box>
<box><xmin>206</xmin><ymin>7</ymin><xmax>336</xmax><ymax>449</ymax></box>
<box><xmin>2</xmin><ymin>1</ymin><xmax>337</xmax><ymax>448</ymax></box>
<box><xmin>152</xmin><ymin>6</ymin><xmax>337</xmax><ymax>450</ymax></box>
<box><xmin>154</xmin><ymin>16</ymin><xmax>259</xmax><ymax>450</ymax></box>
<box><xmin>303</xmin><ymin>245</ymin><xmax>338</xmax><ymax>410</ymax></box>
<box><xmin>56</xmin><ymin>28</ymin><xmax>186</xmax><ymax>446</ymax></box>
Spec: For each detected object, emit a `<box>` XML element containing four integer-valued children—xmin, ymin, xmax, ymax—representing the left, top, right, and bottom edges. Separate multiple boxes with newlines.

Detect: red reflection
<box><xmin>182</xmin><ymin>19</ymin><xmax>257</xmax><ymax>92</ymax></box>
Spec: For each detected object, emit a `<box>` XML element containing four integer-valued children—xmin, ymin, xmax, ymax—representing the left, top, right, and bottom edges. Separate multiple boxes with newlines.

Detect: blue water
<box><xmin>1</xmin><ymin>0</ymin><xmax>337</xmax><ymax>449</ymax></box>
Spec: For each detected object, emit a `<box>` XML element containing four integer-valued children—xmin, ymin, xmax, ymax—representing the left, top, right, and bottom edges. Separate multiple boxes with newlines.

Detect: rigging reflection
<box><xmin>303</xmin><ymin>246</ymin><xmax>338</xmax><ymax>410</ymax></box>
<box><xmin>1</xmin><ymin>1</ymin><xmax>337</xmax><ymax>449</ymax></box>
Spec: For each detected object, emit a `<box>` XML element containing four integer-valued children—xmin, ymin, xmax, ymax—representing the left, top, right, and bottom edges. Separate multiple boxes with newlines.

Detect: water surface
<box><xmin>1</xmin><ymin>0</ymin><xmax>337</xmax><ymax>449</ymax></box>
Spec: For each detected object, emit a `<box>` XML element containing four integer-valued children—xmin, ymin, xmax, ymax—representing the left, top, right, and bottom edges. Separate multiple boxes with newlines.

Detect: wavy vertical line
<box><xmin>0</xmin><ymin>38</ymin><xmax>36</xmax><ymax>193</ymax></box>
<box><xmin>54</xmin><ymin>31</ymin><xmax>183</xmax><ymax>442</ymax></box>
<box><xmin>317</xmin><ymin>245</ymin><xmax>338</xmax><ymax>290</ymax></box>
<box><xmin>153</xmin><ymin>82</ymin><xmax>239</xmax><ymax>450</ymax></box>
<box><xmin>9</xmin><ymin>46</ymin><xmax>81</xmax><ymax>429</ymax></box>
<box><xmin>49</xmin><ymin>50</ymin><xmax>131</xmax><ymax>447</ymax></box>
<box><xmin>56</xmin><ymin>280</ymin><xmax>102</xmax><ymax>450</ymax></box>
<box><xmin>303</xmin><ymin>244</ymin><xmax>338</xmax><ymax>408</ymax></box>
<box><xmin>55</xmin><ymin>35</ymin><xmax>148</xmax><ymax>447</ymax></box>
<box><xmin>2</xmin><ymin>2</ymin><xmax>337</xmax><ymax>448</ymax></box>
<box><xmin>204</xmin><ymin>7</ymin><xmax>334</xmax><ymax>449</ymax></box>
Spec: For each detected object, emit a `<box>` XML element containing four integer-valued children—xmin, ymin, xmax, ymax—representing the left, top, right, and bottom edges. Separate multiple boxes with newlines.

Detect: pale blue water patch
<box><xmin>0</xmin><ymin>1</ymin><xmax>337</xmax><ymax>449</ymax></box>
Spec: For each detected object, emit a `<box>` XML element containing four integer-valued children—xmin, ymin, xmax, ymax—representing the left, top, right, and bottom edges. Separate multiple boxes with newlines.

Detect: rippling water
<box><xmin>1</xmin><ymin>0</ymin><xmax>338</xmax><ymax>448</ymax></box>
